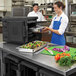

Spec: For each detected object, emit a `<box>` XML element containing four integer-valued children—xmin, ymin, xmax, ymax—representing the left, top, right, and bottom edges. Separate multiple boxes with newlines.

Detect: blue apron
<box><xmin>51</xmin><ymin>17</ymin><xmax>65</xmax><ymax>45</ymax></box>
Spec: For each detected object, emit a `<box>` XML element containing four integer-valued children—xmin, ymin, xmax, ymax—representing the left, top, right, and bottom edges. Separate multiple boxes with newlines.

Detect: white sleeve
<box><xmin>58</xmin><ymin>17</ymin><xmax>68</xmax><ymax>35</ymax></box>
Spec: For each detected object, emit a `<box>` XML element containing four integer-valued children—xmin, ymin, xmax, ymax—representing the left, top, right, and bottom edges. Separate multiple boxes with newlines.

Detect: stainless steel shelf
<box><xmin>65</xmin><ymin>32</ymin><xmax>76</xmax><ymax>36</ymax></box>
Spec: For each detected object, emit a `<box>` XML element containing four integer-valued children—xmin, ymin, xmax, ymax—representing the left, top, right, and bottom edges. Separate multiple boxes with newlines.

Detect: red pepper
<box><xmin>55</xmin><ymin>54</ymin><xmax>60</xmax><ymax>61</ymax></box>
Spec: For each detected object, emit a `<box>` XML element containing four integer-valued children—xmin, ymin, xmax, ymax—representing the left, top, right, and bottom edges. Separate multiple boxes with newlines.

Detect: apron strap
<box><xmin>54</xmin><ymin>17</ymin><xmax>57</xmax><ymax>20</ymax></box>
<box><xmin>59</xmin><ymin>17</ymin><xmax>62</xmax><ymax>22</ymax></box>
<box><xmin>54</xmin><ymin>17</ymin><xmax>62</xmax><ymax>22</ymax></box>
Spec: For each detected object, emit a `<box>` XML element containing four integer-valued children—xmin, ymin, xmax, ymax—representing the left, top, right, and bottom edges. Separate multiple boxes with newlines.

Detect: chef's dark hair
<box><xmin>32</xmin><ymin>3</ymin><xmax>38</xmax><ymax>7</ymax></box>
<box><xmin>54</xmin><ymin>1</ymin><xmax>65</xmax><ymax>10</ymax></box>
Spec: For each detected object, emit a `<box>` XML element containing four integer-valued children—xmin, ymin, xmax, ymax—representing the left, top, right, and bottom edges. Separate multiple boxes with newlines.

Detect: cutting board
<box><xmin>40</xmin><ymin>46</ymin><xmax>76</xmax><ymax>56</ymax></box>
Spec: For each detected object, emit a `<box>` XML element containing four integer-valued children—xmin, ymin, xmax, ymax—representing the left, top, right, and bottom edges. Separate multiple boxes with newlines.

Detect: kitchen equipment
<box><xmin>66</xmin><ymin>36</ymin><xmax>73</xmax><ymax>43</ymax></box>
<box><xmin>12</xmin><ymin>7</ymin><xmax>26</xmax><ymax>16</ymax></box>
<box><xmin>0</xmin><ymin>17</ymin><xmax>2</xmax><ymax>21</ymax></box>
<box><xmin>12</xmin><ymin>6</ymin><xmax>32</xmax><ymax>17</ymax></box>
<box><xmin>44</xmin><ymin>47</ymin><xmax>53</xmax><ymax>54</ymax></box>
<box><xmin>12</xmin><ymin>0</ymin><xmax>24</xmax><ymax>2</ymax></box>
<box><xmin>73</xmin><ymin>36</ymin><xmax>76</xmax><ymax>43</ymax></box>
<box><xmin>70</xmin><ymin>15</ymin><xmax>76</xmax><ymax>21</ymax></box>
<box><xmin>2</xmin><ymin>17</ymin><xmax>38</xmax><ymax>44</ymax></box>
<box><xmin>72</xmin><ymin>12</ymin><xmax>76</xmax><ymax>15</ymax></box>
<box><xmin>71</xmin><ymin>26</ymin><xmax>76</xmax><ymax>32</ymax></box>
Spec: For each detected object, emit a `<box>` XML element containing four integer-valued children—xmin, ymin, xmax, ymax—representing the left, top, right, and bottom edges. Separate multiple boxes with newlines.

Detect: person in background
<box><xmin>27</xmin><ymin>3</ymin><xmax>46</xmax><ymax>21</ymax></box>
<box><xmin>43</xmin><ymin>1</ymin><xmax>68</xmax><ymax>45</ymax></box>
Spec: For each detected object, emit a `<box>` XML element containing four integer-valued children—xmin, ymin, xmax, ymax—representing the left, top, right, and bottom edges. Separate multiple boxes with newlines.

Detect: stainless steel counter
<box><xmin>0</xmin><ymin>42</ymin><xmax>76</xmax><ymax>76</ymax></box>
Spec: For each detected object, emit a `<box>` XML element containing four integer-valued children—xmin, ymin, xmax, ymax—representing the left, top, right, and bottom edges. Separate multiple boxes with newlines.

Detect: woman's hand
<box><xmin>43</xmin><ymin>27</ymin><xmax>50</xmax><ymax>31</ymax></box>
<box><xmin>42</xmin><ymin>27</ymin><xmax>49</xmax><ymax>33</ymax></box>
<box><xmin>42</xmin><ymin>27</ymin><xmax>60</xmax><ymax>35</ymax></box>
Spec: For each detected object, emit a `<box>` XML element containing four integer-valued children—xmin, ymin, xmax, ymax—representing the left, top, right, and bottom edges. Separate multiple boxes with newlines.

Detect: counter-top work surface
<box><xmin>0</xmin><ymin>42</ymin><xmax>76</xmax><ymax>76</ymax></box>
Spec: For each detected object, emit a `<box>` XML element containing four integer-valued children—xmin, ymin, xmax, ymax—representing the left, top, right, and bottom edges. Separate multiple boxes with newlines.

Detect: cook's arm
<box><xmin>46</xmin><ymin>27</ymin><xmax>60</xmax><ymax>35</ymax></box>
<box><xmin>46</xmin><ymin>17</ymin><xmax>68</xmax><ymax>35</ymax></box>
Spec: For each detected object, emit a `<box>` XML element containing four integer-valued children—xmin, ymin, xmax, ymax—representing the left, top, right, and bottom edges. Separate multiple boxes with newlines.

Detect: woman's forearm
<box><xmin>49</xmin><ymin>28</ymin><xmax>61</xmax><ymax>35</ymax></box>
<box><xmin>43</xmin><ymin>27</ymin><xmax>61</xmax><ymax>35</ymax></box>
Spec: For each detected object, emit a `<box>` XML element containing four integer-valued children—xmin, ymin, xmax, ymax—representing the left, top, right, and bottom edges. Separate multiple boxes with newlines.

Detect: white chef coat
<box><xmin>49</xmin><ymin>12</ymin><xmax>68</xmax><ymax>35</ymax></box>
<box><xmin>27</xmin><ymin>11</ymin><xmax>46</xmax><ymax>21</ymax></box>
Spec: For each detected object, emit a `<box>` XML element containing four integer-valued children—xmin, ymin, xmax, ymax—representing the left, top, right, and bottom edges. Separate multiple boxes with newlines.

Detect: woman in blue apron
<box><xmin>43</xmin><ymin>1</ymin><xmax>68</xmax><ymax>46</ymax></box>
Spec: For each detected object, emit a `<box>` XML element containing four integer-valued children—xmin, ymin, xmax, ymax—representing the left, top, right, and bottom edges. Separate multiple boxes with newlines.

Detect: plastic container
<box><xmin>49</xmin><ymin>16</ymin><xmax>52</xmax><ymax>19</ymax></box>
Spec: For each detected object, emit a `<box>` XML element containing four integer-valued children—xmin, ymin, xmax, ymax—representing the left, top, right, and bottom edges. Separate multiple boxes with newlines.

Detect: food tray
<box><xmin>16</xmin><ymin>41</ymin><xmax>47</xmax><ymax>53</ymax></box>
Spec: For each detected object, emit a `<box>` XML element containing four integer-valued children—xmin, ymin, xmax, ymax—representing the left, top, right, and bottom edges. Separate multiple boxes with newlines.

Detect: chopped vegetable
<box><xmin>55</xmin><ymin>53</ymin><xmax>71</xmax><ymax>61</ymax></box>
<box><xmin>53</xmin><ymin>45</ymin><xmax>70</xmax><ymax>52</ymax></box>
<box><xmin>64</xmin><ymin>45</ymin><xmax>70</xmax><ymax>51</ymax></box>
<box><xmin>20</xmin><ymin>41</ymin><xmax>47</xmax><ymax>49</ymax></box>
